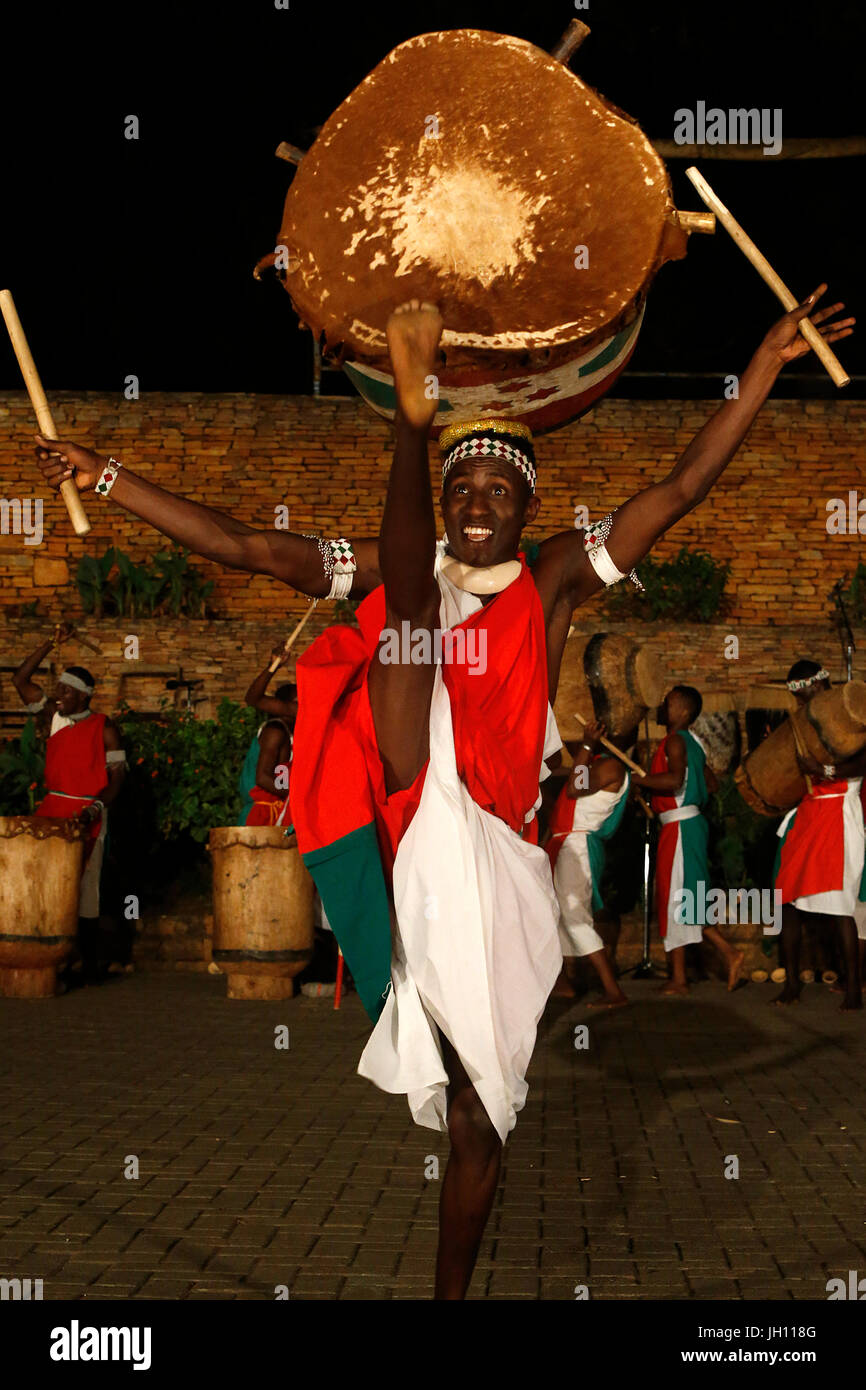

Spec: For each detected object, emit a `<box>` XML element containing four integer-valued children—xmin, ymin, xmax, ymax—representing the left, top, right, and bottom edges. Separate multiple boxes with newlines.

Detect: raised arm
<box><xmin>537</xmin><ymin>287</ymin><xmax>854</xmax><ymax>610</ymax></box>
<box><xmin>33</xmin><ymin>438</ymin><xmax>383</xmax><ymax>598</ymax></box>
<box><xmin>13</xmin><ymin>636</ymin><xmax>54</xmax><ymax>705</ymax></box>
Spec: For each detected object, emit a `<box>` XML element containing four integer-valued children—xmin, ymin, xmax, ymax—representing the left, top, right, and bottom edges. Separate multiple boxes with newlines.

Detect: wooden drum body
<box><xmin>554</xmin><ymin>631</ymin><xmax>664</xmax><ymax>746</ymax></box>
<box><xmin>735</xmin><ymin>681</ymin><xmax>866</xmax><ymax>816</ymax></box>
<box><xmin>692</xmin><ymin>694</ymin><xmax>741</xmax><ymax>779</ymax></box>
<box><xmin>0</xmin><ymin>816</ymin><xmax>85</xmax><ymax>998</ymax></box>
<box><xmin>267</xmin><ymin>29</ymin><xmax>694</xmax><ymax>434</ymax></box>
<box><xmin>209</xmin><ymin>826</ymin><xmax>315</xmax><ymax>1000</ymax></box>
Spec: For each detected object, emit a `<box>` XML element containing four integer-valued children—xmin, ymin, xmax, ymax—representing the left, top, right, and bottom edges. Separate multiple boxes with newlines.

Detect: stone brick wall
<box><xmin>1</xmin><ymin>389</ymin><xmax>863</xmax><ymax>631</ymax></box>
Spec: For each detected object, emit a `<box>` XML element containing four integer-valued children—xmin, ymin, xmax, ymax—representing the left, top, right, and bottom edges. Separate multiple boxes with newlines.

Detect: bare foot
<box><xmin>551</xmin><ymin>967</ymin><xmax>576</xmax><ymax>999</ymax></box>
<box><xmin>770</xmin><ymin>987</ymin><xmax>801</xmax><ymax>1006</ymax></box>
<box><xmin>726</xmin><ymin>949</ymin><xmax>745</xmax><ymax>992</ymax></box>
<box><xmin>586</xmin><ymin>993</ymin><xmax>629</xmax><ymax>1010</ymax></box>
<box><xmin>386</xmin><ymin>300</ymin><xmax>443</xmax><ymax>430</ymax></box>
<box><xmin>660</xmin><ymin>981</ymin><xmax>689</xmax><ymax>997</ymax></box>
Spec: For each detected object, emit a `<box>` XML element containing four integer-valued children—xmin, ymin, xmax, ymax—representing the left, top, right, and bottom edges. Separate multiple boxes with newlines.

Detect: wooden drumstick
<box><xmin>684</xmin><ymin>168</ymin><xmax>850</xmax><ymax>388</ymax></box>
<box><xmin>574</xmin><ymin>711</ymin><xmax>647</xmax><ymax>777</ymax></box>
<box><xmin>268</xmin><ymin>597</ymin><xmax>318</xmax><ymax>673</ymax></box>
<box><xmin>0</xmin><ymin>290</ymin><xmax>91</xmax><ymax>536</ymax></box>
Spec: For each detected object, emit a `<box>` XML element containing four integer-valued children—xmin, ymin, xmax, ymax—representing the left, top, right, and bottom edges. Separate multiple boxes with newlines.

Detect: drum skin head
<box><xmin>277</xmin><ymin>30</ymin><xmax>675</xmax><ymax>363</ymax></box>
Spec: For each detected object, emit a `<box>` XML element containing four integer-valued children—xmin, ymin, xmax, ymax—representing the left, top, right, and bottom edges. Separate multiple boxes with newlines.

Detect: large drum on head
<box><xmin>0</xmin><ymin>816</ymin><xmax>86</xmax><ymax>998</ymax></box>
<box><xmin>735</xmin><ymin>681</ymin><xmax>866</xmax><ymax>816</ymax></box>
<box><xmin>264</xmin><ymin>28</ymin><xmax>699</xmax><ymax>433</ymax></box>
<box><xmin>554</xmin><ymin>631</ymin><xmax>664</xmax><ymax>746</ymax></box>
<box><xmin>209</xmin><ymin>825</ymin><xmax>315</xmax><ymax>1000</ymax></box>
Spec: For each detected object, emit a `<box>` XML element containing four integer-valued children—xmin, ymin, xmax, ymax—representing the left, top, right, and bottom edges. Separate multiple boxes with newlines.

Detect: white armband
<box><xmin>582</xmin><ymin>511</ymin><xmax>644</xmax><ymax>591</ymax></box>
<box><xmin>106</xmin><ymin>750</ymin><xmax>127</xmax><ymax>766</ymax></box>
<box><xmin>24</xmin><ymin>696</ymin><xmax>48</xmax><ymax>713</ymax></box>
<box><xmin>326</xmin><ymin>538</ymin><xmax>357</xmax><ymax>600</ymax></box>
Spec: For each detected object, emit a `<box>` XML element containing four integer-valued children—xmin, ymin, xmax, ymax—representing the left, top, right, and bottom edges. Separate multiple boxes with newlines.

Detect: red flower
<box><xmin>29</xmin><ymin>781</ymin><xmax>37</xmax><ymax>789</ymax></box>
<box><xmin>151</xmin><ymin>771</ymin><xmax>158</xmax><ymax>779</ymax></box>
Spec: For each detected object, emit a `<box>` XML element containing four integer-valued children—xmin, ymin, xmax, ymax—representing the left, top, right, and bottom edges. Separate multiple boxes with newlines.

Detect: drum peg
<box><xmin>674</xmin><ymin>209</ymin><xmax>717</xmax><ymax>235</ymax></box>
<box><xmin>275</xmin><ymin>141</ymin><xmax>307</xmax><ymax>166</ymax></box>
<box><xmin>550</xmin><ymin>18</ymin><xmax>591</xmax><ymax>66</ymax></box>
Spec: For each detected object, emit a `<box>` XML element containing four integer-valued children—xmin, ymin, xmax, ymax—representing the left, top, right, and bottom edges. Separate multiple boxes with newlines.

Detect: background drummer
<box><xmin>638</xmin><ymin>685</ymin><xmax>745</xmax><ymax>995</ymax></box>
<box><xmin>13</xmin><ymin>630</ymin><xmax>127</xmax><ymax>983</ymax></box>
<box><xmin>239</xmin><ymin>644</ymin><xmax>297</xmax><ymax>827</ymax></box>
<box><xmin>772</xmin><ymin>660</ymin><xmax>866</xmax><ymax>1011</ymax></box>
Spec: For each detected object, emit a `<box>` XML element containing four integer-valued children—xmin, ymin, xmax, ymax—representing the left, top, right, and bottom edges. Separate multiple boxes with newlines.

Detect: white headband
<box><xmin>786</xmin><ymin>667</ymin><xmax>829</xmax><ymax>693</ymax></box>
<box><xmin>59</xmin><ymin>670</ymin><xmax>95</xmax><ymax>696</ymax></box>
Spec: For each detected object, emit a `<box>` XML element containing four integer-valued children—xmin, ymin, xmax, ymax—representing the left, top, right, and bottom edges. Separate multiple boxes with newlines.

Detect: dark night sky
<box><xmin>1</xmin><ymin>0</ymin><xmax>864</xmax><ymax>397</ymax></box>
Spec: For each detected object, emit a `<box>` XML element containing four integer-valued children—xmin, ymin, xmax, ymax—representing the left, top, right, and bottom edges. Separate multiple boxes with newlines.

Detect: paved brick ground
<box><xmin>1</xmin><ymin>972</ymin><xmax>865</xmax><ymax>1300</ymax></box>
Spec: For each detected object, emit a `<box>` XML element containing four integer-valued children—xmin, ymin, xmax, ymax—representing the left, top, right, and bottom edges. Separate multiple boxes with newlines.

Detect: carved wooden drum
<box><xmin>209</xmin><ymin>825</ymin><xmax>315</xmax><ymax>1000</ymax></box>
<box><xmin>0</xmin><ymin>815</ymin><xmax>86</xmax><ymax>998</ymax></box>
<box><xmin>265</xmin><ymin>28</ymin><xmax>702</xmax><ymax>433</ymax></box>
<box><xmin>735</xmin><ymin>681</ymin><xmax>866</xmax><ymax>816</ymax></box>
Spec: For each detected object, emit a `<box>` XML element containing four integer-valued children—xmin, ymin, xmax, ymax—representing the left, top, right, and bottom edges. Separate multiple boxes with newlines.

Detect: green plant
<box><xmin>605</xmin><ymin>546</ymin><xmax>730</xmax><ymax>622</ymax></box>
<box><xmin>76</xmin><ymin>548</ymin><xmax>118</xmax><ymax>617</ymax></box>
<box><xmin>119</xmin><ymin>699</ymin><xmax>258</xmax><ymax>845</ymax></box>
<box><xmin>75</xmin><ymin>546</ymin><xmax>215</xmax><ymax>619</ymax></box>
<box><xmin>333</xmin><ymin>597</ymin><xmax>359</xmax><ymax>625</ymax></box>
<box><xmin>836</xmin><ymin>563</ymin><xmax>866</xmax><ymax>624</ymax></box>
<box><xmin>0</xmin><ymin>718</ymin><xmax>46</xmax><ymax>814</ymax></box>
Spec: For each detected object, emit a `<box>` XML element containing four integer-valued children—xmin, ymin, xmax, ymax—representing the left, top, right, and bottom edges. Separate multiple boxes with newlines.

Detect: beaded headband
<box><xmin>439</xmin><ymin>419</ymin><xmax>536</xmax><ymax>495</ymax></box>
<box><xmin>59</xmin><ymin>670</ymin><xmax>95</xmax><ymax>696</ymax></box>
<box><xmin>787</xmin><ymin>667</ymin><xmax>829</xmax><ymax>693</ymax></box>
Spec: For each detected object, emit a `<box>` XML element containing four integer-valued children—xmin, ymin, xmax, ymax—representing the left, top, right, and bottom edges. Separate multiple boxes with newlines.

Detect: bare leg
<box><xmin>551</xmin><ymin>959</ymin><xmax>577</xmax><ymax>998</ymax></box>
<box><xmin>367</xmin><ymin>302</ymin><xmax>443</xmax><ymax>792</ymax></box>
<box><xmin>771</xmin><ymin>904</ymin><xmax>802</xmax><ymax>1004</ymax></box>
<box><xmin>585</xmin><ymin>948</ymin><xmax>629</xmax><ymax>1008</ymax></box>
<box><xmin>703</xmin><ymin>925</ymin><xmax>745</xmax><ymax>991</ymax></box>
<box><xmin>661</xmin><ymin>945</ymin><xmax>689</xmax><ymax>995</ymax></box>
<box><xmin>837</xmin><ymin>915</ymin><xmax>863</xmax><ymax>1011</ymax></box>
<box><xmin>434</xmin><ymin>1031</ymin><xmax>502</xmax><ymax>1300</ymax></box>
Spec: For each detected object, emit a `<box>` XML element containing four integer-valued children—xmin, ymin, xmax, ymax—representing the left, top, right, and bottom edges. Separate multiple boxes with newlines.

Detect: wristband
<box><xmin>95</xmin><ymin>457</ymin><xmax>123</xmax><ymax>497</ymax></box>
<box><xmin>580</xmin><ymin>741</ymin><xmax>593</xmax><ymax>752</ymax></box>
<box><xmin>823</xmin><ymin>764</ymin><xmax>836</xmax><ymax>780</ymax></box>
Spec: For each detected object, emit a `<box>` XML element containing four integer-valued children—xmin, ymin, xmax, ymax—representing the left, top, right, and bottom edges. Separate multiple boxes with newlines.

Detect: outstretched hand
<box><xmin>34</xmin><ymin>435</ymin><xmax>106</xmax><ymax>493</ymax></box>
<box><xmin>761</xmin><ymin>285</ymin><xmax>855</xmax><ymax>366</ymax></box>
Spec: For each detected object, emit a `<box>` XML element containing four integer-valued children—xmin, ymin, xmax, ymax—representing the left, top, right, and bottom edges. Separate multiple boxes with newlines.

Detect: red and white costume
<box><xmin>36</xmin><ymin>710</ymin><xmax>111</xmax><ymax>917</ymax></box>
<box><xmin>775</xmin><ymin>777</ymin><xmax>865</xmax><ymax>917</ymax></box>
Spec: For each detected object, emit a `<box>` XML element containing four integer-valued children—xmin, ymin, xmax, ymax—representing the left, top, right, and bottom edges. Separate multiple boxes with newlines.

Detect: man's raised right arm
<box><xmin>33</xmin><ymin>436</ymin><xmax>382</xmax><ymax>598</ymax></box>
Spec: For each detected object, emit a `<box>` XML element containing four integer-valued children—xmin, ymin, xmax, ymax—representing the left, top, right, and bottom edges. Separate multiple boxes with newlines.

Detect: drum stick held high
<box><xmin>0</xmin><ymin>289</ymin><xmax>91</xmax><ymax>536</ymax></box>
<box><xmin>573</xmin><ymin>712</ymin><xmax>655</xmax><ymax>820</ymax></box>
<box><xmin>684</xmin><ymin>168</ymin><xmax>850</xmax><ymax>388</ymax></box>
<box><xmin>574</xmin><ymin>712</ymin><xmax>647</xmax><ymax>777</ymax></box>
<box><xmin>269</xmin><ymin>598</ymin><xmax>318</xmax><ymax>672</ymax></box>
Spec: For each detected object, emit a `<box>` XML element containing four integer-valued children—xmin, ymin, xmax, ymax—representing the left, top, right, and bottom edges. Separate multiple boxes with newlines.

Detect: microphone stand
<box><xmin>626</xmin><ymin>711</ymin><xmax>663</xmax><ymax>980</ymax></box>
<box><xmin>832</xmin><ymin>578</ymin><xmax>855</xmax><ymax>682</ymax></box>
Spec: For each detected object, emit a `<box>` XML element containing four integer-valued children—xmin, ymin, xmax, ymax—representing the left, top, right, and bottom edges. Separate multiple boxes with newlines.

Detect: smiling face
<box><xmin>440</xmin><ymin>459</ymin><xmax>540</xmax><ymax>566</ymax></box>
<box><xmin>54</xmin><ymin>681</ymin><xmax>90</xmax><ymax>718</ymax></box>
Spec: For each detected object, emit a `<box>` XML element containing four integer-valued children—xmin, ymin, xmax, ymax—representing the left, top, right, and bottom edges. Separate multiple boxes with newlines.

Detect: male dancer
<box><xmin>639</xmin><ymin>685</ymin><xmax>744</xmax><ymax>994</ymax></box>
<box><xmin>13</xmin><ymin>634</ymin><xmax>127</xmax><ymax>981</ymax></box>
<box><xmin>34</xmin><ymin>288</ymin><xmax>851</xmax><ymax>1297</ymax></box>
<box><xmin>545</xmin><ymin>719</ymin><xmax>630</xmax><ymax>1008</ymax></box>
<box><xmin>773</xmin><ymin>660</ymin><xmax>866</xmax><ymax>1010</ymax></box>
<box><xmin>238</xmin><ymin>644</ymin><xmax>297</xmax><ymax>826</ymax></box>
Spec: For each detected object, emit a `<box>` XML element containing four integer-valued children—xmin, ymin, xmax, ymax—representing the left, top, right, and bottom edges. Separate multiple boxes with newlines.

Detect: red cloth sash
<box><xmin>290</xmin><ymin>559</ymin><xmax>548</xmax><ymax>882</ymax></box>
<box><xmin>36</xmin><ymin>711</ymin><xmax>108</xmax><ymax>851</ymax></box>
<box><xmin>776</xmin><ymin>780</ymin><xmax>850</xmax><ymax>901</ymax></box>
<box><xmin>545</xmin><ymin>779</ymin><xmax>577</xmax><ymax>872</ymax></box>
<box><xmin>245</xmin><ymin>787</ymin><xmax>289</xmax><ymax>827</ymax></box>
